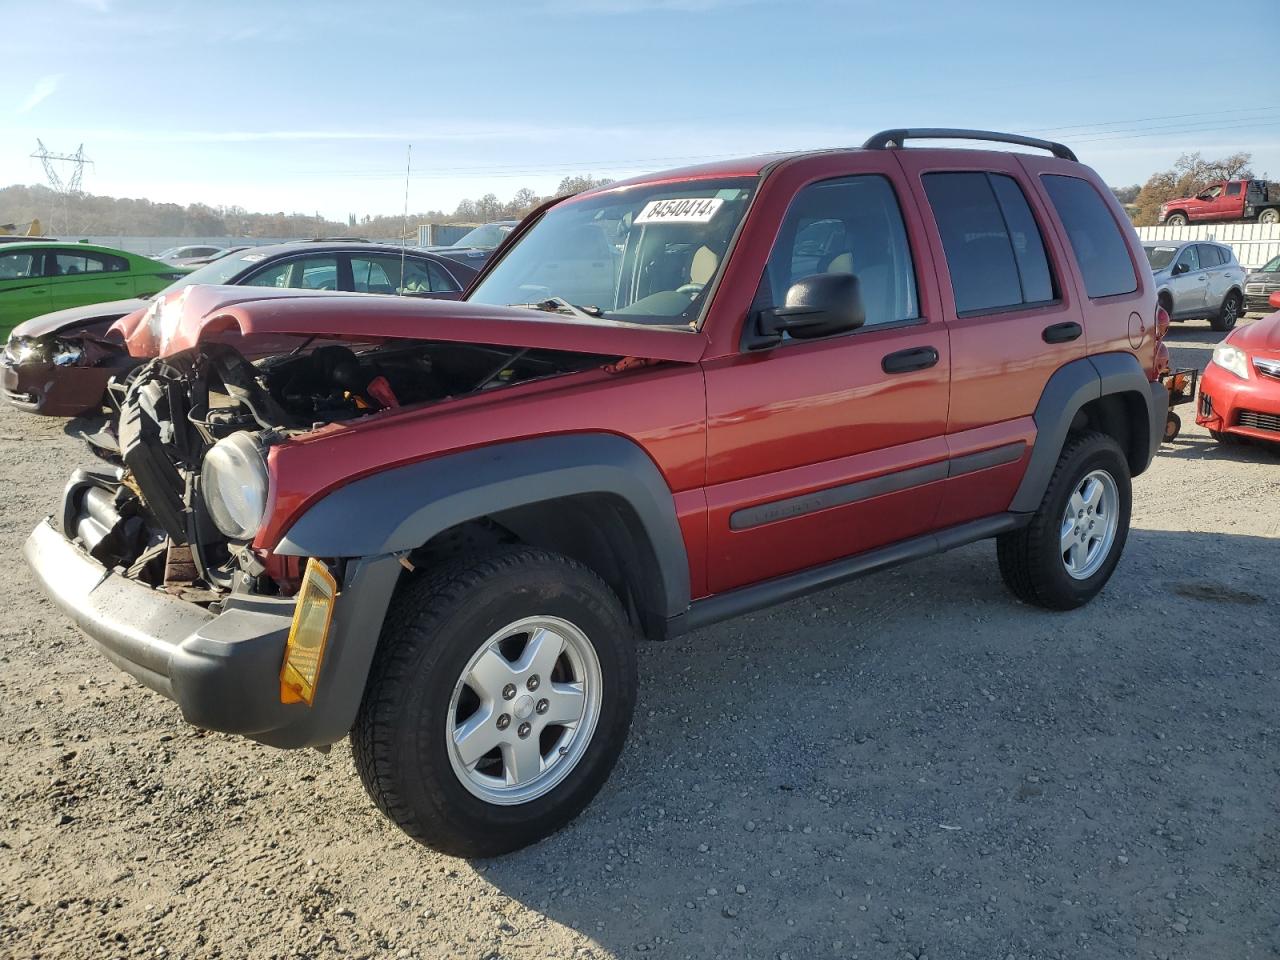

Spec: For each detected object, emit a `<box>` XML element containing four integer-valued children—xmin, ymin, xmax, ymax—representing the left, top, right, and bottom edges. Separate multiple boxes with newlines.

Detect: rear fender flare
<box><xmin>1011</xmin><ymin>354</ymin><xmax>1165</xmax><ymax>513</ymax></box>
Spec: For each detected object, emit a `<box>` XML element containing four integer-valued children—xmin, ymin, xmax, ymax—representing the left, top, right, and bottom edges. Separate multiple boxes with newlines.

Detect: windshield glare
<box><xmin>1145</xmin><ymin>245</ymin><xmax>1179</xmax><ymax>271</ymax></box>
<box><xmin>454</xmin><ymin>223</ymin><xmax>513</xmax><ymax>249</ymax></box>
<box><xmin>467</xmin><ymin>177</ymin><xmax>757</xmax><ymax>328</ymax></box>
<box><xmin>158</xmin><ymin>250</ymin><xmax>263</xmax><ymax>293</ymax></box>
<box><xmin>1260</xmin><ymin>255</ymin><xmax>1280</xmax><ymax>273</ymax></box>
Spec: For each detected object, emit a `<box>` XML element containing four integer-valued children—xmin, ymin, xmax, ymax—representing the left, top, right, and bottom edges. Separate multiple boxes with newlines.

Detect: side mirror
<box><xmin>1270</xmin><ymin>290</ymin><xmax>1280</xmax><ymax>310</ymax></box>
<box><xmin>1172</xmin><ymin>262</ymin><xmax>1189</xmax><ymax>276</ymax></box>
<box><xmin>753</xmin><ymin>273</ymin><xmax>865</xmax><ymax>347</ymax></box>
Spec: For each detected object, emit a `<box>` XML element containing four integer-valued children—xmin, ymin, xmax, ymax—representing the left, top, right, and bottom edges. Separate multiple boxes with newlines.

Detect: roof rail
<box><xmin>862</xmin><ymin>128</ymin><xmax>1078</xmax><ymax>163</ymax></box>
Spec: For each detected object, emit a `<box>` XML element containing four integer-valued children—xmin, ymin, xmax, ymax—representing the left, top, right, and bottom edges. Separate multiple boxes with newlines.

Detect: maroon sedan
<box><xmin>2</xmin><ymin>241</ymin><xmax>476</xmax><ymax>417</ymax></box>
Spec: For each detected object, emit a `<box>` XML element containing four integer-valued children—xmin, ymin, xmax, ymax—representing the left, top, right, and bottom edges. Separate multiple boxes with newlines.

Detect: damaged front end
<box><xmin>63</xmin><ymin>335</ymin><xmax>612</xmax><ymax>603</ymax></box>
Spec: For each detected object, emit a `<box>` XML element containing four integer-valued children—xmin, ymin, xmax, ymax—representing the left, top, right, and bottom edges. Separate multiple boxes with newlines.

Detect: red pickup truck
<box><xmin>25</xmin><ymin>129</ymin><xmax>1169</xmax><ymax>857</ymax></box>
<box><xmin>1159</xmin><ymin>179</ymin><xmax>1280</xmax><ymax>226</ymax></box>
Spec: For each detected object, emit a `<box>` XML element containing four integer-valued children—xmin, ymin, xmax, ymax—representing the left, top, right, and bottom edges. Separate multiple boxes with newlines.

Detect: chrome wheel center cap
<box><xmin>514</xmin><ymin>694</ymin><xmax>535</xmax><ymax>721</ymax></box>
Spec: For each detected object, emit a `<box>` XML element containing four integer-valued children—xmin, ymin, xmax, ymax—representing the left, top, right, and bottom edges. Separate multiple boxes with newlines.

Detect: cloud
<box><xmin>18</xmin><ymin>75</ymin><xmax>61</xmax><ymax>114</ymax></box>
<box><xmin>68</xmin><ymin>0</ymin><xmax>111</xmax><ymax>10</ymax></box>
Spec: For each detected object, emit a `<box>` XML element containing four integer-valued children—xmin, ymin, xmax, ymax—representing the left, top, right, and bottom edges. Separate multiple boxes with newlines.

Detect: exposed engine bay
<box><xmin>62</xmin><ymin>338</ymin><xmax>612</xmax><ymax>601</ymax></box>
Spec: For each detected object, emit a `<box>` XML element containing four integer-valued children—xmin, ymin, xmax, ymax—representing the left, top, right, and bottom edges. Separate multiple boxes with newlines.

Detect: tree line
<box><xmin>5</xmin><ymin>155</ymin><xmax>1268</xmax><ymax>238</ymax></box>
<box><xmin>0</xmin><ymin>175</ymin><xmax>614</xmax><ymax>240</ymax></box>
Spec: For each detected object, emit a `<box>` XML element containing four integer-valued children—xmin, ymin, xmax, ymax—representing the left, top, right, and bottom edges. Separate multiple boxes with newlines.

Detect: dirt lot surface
<box><xmin>1</xmin><ymin>322</ymin><xmax>1278</xmax><ymax>960</ymax></box>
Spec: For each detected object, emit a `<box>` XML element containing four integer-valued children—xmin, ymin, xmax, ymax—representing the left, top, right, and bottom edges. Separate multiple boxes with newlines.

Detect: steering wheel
<box><xmin>675</xmin><ymin>282</ymin><xmax>704</xmax><ymax>297</ymax></box>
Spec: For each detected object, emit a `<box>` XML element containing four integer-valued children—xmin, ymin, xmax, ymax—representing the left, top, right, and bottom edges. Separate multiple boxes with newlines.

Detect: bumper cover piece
<box><xmin>24</xmin><ymin>518</ymin><xmax>403</xmax><ymax>748</ymax></box>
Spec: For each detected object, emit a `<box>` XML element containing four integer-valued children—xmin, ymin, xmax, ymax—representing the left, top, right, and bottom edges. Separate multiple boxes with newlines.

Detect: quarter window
<box><xmin>1041</xmin><ymin>175</ymin><xmax>1138</xmax><ymax>299</ymax></box>
<box><xmin>762</xmin><ymin>175</ymin><xmax>918</xmax><ymax>329</ymax></box>
<box><xmin>923</xmin><ymin>172</ymin><xmax>1056</xmax><ymax>315</ymax></box>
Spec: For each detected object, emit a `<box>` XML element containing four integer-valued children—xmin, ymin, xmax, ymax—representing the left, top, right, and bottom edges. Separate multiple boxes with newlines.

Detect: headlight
<box><xmin>5</xmin><ymin>337</ymin><xmax>47</xmax><ymax>364</ymax></box>
<box><xmin>1211</xmin><ymin>343</ymin><xmax>1250</xmax><ymax>380</ymax></box>
<box><xmin>201</xmin><ymin>432</ymin><xmax>269</xmax><ymax>540</ymax></box>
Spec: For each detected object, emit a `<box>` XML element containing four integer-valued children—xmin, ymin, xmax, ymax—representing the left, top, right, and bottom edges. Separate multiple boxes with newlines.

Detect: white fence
<box><xmin>1135</xmin><ymin>223</ymin><xmax>1280</xmax><ymax>270</ymax></box>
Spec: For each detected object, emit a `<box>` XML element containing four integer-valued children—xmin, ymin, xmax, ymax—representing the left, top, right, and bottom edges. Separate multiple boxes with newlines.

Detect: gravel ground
<box><xmin>1</xmin><ymin>320</ymin><xmax>1278</xmax><ymax>960</ymax></box>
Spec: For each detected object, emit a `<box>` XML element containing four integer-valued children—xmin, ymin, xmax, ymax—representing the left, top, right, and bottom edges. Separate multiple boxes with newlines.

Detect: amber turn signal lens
<box><xmin>280</xmin><ymin>558</ymin><xmax>338</xmax><ymax>705</ymax></box>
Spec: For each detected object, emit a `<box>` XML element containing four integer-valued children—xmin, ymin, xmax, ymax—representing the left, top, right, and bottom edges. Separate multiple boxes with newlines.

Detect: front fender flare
<box><xmin>274</xmin><ymin>433</ymin><xmax>691</xmax><ymax>618</ymax></box>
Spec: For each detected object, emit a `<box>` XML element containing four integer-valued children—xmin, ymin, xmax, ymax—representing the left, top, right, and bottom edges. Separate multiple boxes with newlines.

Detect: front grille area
<box><xmin>1236</xmin><ymin>409</ymin><xmax>1280</xmax><ymax>434</ymax></box>
<box><xmin>1254</xmin><ymin>358</ymin><xmax>1280</xmax><ymax>381</ymax></box>
<box><xmin>1247</xmin><ymin>283</ymin><xmax>1265</xmax><ymax>294</ymax></box>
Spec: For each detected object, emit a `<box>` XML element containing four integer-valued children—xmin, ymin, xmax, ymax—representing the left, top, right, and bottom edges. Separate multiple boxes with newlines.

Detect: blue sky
<box><xmin>2</xmin><ymin>0</ymin><xmax>1277</xmax><ymax>219</ymax></box>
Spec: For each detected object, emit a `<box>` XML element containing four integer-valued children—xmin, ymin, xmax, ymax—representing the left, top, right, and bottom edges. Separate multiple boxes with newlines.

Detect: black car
<box><xmin>3</xmin><ymin>241</ymin><xmax>478</xmax><ymax>417</ymax></box>
<box><xmin>1245</xmin><ymin>254</ymin><xmax>1280</xmax><ymax>314</ymax></box>
<box><xmin>425</xmin><ymin>221</ymin><xmax>519</xmax><ymax>268</ymax></box>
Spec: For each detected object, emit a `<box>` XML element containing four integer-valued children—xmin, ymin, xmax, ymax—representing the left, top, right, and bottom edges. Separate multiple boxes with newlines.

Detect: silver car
<box><xmin>1144</xmin><ymin>240</ymin><xmax>1246</xmax><ymax>332</ymax></box>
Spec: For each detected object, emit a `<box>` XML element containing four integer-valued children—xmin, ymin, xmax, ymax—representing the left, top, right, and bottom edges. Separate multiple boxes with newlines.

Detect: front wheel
<box><xmin>997</xmin><ymin>432</ymin><xmax>1132</xmax><ymax>610</ymax></box>
<box><xmin>1210</xmin><ymin>292</ymin><xmax>1241</xmax><ymax>332</ymax></box>
<box><xmin>1165</xmin><ymin>213</ymin><xmax>1188</xmax><ymax>227</ymax></box>
<box><xmin>352</xmin><ymin>546</ymin><xmax>637</xmax><ymax>857</ymax></box>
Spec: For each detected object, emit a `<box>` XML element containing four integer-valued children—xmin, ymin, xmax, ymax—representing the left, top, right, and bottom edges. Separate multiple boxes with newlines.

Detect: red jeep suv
<box><xmin>25</xmin><ymin>129</ymin><xmax>1167</xmax><ymax>857</ymax></box>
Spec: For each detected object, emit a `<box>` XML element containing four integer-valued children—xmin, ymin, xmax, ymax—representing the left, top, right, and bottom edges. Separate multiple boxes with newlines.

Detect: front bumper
<box><xmin>1</xmin><ymin>354</ymin><xmax>117</xmax><ymax>417</ymax></box>
<box><xmin>1196</xmin><ymin>361</ymin><xmax>1280</xmax><ymax>443</ymax></box>
<box><xmin>24</xmin><ymin>518</ymin><xmax>402</xmax><ymax>748</ymax></box>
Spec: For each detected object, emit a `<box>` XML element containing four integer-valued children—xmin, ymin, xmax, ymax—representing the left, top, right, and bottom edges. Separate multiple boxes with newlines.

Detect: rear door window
<box><xmin>923</xmin><ymin>172</ymin><xmax>1056</xmax><ymax>315</ymax></box>
<box><xmin>1041</xmin><ymin>175</ymin><xmax>1138</xmax><ymax>298</ymax></box>
<box><xmin>1197</xmin><ymin>244</ymin><xmax>1223</xmax><ymax>268</ymax></box>
<box><xmin>244</xmin><ymin>256</ymin><xmax>339</xmax><ymax>290</ymax></box>
<box><xmin>50</xmin><ymin>250</ymin><xmax>128</xmax><ymax>275</ymax></box>
<box><xmin>350</xmin><ymin>254</ymin><xmax>460</xmax><ymax>294</ymax></box>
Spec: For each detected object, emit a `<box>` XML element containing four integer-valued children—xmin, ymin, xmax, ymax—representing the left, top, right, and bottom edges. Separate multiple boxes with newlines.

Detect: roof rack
<box><xmin>862</xmin><ymin>128</ymin><xmax>1078</xmax><ymax>163</ymax></box>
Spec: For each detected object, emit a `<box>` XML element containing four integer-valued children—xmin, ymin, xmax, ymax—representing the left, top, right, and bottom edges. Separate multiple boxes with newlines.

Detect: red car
<box><xmin>25</xmin><ymin>129</ymin><xmax>1168</xmax><ymax>857</ymax></box>
<box><xmin>1197</xmin><ymin>290</ymin><xmax>1280</xmax><ymax>442</ymax></box>
<box><xmin>1158</xmin><ymin>178</ymin><xmax>1280</xmax><ymax>226</ymax></box>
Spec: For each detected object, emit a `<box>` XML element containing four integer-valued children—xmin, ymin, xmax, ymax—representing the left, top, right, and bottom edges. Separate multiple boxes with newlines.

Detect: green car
<box><xmin>0</xmin><ymin>242</ymin><xmax>187</xmax><ymax>338</ymax></box>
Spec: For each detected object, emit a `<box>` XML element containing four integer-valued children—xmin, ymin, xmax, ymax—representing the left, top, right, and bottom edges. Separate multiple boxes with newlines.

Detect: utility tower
<box><xmin>30</xmin><ymin>140</ymin><xmax>93</xmax><ymax>232</ymax></box>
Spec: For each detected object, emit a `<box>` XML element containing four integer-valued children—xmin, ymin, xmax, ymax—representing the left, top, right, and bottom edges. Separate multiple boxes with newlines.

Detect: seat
<box><xmin>677</xmin><ymin>245</ymin><xmax>718</xmax><ymax>296</ymax></box>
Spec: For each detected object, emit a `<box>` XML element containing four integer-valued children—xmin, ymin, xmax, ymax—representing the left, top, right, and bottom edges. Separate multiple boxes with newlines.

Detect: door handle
<box><xmin>1042</xmin><ymin>321</ymin><xmax>1082</xmax><ymax>344</ymax></box>
<box><xmin>881</xmin><ymin>346</ymin><xmax>939</xmax><ymax>374</ymax></box>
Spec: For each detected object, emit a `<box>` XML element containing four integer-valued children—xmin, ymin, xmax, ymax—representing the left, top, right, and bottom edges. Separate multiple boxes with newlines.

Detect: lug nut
<box><xmin>502</xmin><ymin>683</ymin><xmax>516</xmax><ymax>700</ymax></box>
<box><xmin>517</xmin><ymin>722</ymin><xmax>532</xmax><ymax>739</ymax></box>
<box><xmin>527</xmin><ymin>674</ymin><xmax>540</xmax><ymax>691</ymax></box>
<box><xmin>536</xmin><ymin>698</ymin><xmax>549</xmax><ymax>715</ymax></box>
<box><xmin>496</xmin><ymin>714</ymin><xmax>510</xmax><ymax>730</ymax></box>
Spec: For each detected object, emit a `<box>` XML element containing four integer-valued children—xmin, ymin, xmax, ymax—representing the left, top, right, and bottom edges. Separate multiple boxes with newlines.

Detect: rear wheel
<box><xmin>997</xmin><ymin>432</ymin><xmax>1131</xmax><ymax>610</ymax></box>
<box><xmin>1165</xmin><ymin>213</ymin><xmax>1188</xmax><ymax>226</ymax></box>
<box><xmin>352</xmin><ymin>546</ymin><xmax>637</xmax><ymax>857</ymax></box>
<box><xmin>1260</xmin><ymin>208</ymin><xmax>1280</xmax><ymax>225</ymax></box>
<box><xmin>1210</xmin><ymin>292</ymin><xmax>1241</xmax><ymax>332</ymax></box>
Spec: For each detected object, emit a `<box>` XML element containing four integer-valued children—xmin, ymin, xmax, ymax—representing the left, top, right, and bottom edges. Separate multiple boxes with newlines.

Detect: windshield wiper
<box><xmin>506</xmin><ymin>297</ymin><xmax>604</xmax><ymax>320</ymax></box>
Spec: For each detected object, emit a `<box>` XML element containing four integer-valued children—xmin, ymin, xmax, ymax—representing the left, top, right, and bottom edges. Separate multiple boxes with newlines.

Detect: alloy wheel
<box><xmin>1059</xmin><ymin>469</ymin><xmax>1120</xmax><ymax>580</ymax></box>
<box><xmin>446</xmin><ymin>616</ymin><xmax>602</xmax><ymax>805</ymax></box>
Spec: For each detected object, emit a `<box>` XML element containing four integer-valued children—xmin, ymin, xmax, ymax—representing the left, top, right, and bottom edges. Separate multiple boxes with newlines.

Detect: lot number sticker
<box><xmin>635</xmin><ymin>197</ymin><xmax>724</xmax><ymax>224</ymax></box>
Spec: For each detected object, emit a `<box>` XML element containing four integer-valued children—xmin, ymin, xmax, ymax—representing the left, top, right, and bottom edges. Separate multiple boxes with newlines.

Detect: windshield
<box><xmin>467</xmin><ymin>177</ymin><xmax>757</xmax><ymax>328</ymax></box>
<box><xmin>156</xmin><ymin>249</ymin><xmax>264</xmax><ymax>294</ymax></box>
<box><xmin>1260</xmin><ymin>255</ymin><xmax>1280</xmax><ymax>273</ymax></box>
<box><xmin>453</xmin><ymin>223</ymin><xmax>514</xmax><ymax>249</ymax></box>
<box><xmin>1144</xmin><ymin>245</ymin><xmax>1179</xmax><ymax>271</ymax></box>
